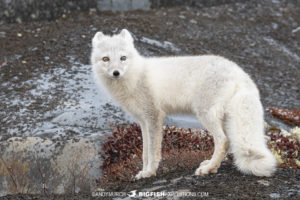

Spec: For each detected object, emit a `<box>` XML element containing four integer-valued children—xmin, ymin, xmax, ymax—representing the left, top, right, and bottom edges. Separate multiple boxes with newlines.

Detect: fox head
<box><xmin>91</xmin><ymin>29</ymin><xmax>138</xmax><ymax>79</ymax></box>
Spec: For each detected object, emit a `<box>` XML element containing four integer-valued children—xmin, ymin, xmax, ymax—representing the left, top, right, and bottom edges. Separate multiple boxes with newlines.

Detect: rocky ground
<box><xmin>1</xmin><ymin>166</ymin><xmax>300</xmax><ymax>199</ymax></box>
<box><xmin>0</xmin><ymin>0</ymin><xmax>299</xmax><ymax>199</ymax></box>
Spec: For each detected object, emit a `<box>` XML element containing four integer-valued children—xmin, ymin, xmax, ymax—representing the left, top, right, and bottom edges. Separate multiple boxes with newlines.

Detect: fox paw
<box><xmin>195</xmin><ymin>160</ymin><xmax>218</xmax><ymax>176</ymax></box>
<box><xmin>200</xmin><ymin>160</ymin><xmax>211</xmax><ymax>167</ymax></box>
<box><xmin>135</xmin><ymin>170</ymin><xmax>156</xmax><ymax>180</ymax></box>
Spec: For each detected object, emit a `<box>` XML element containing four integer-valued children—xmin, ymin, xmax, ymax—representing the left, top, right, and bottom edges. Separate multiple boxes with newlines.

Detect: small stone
<box><xmin>269</xmin><ymin>193</ymin><xmax>280</xmax><ymax>198</ymax></box>
<box><xmin>81</xmin><ymin>35</ymin><xmax>86</xmax><ymax>38</ymax></box>
<box><xmin>89</xmin><ymin>8</ymin><xmax>96</xmax><ymax>15</ymax></box>
<box><xmin>16</xmin><ymin>17</ymin><xmax>22</xmax><ymax>24</ymax></box>
<box><xmin>4</xmin><ymin>10</ymin><xmax>9</xmax><ymax>17</ymax></box>
<box><xmin>31</xmin><ymin>13</ymin><xmax>37</xmax><ymax>19</ymax></box>
<box><xmin>171</xmin><ymin>176</ymin><xmax>183</xmax><ymax>184</ymax></box>
<box><xmin>153</xmin><ymin>179</ymin><xmax>167</xmax><ymax>185</ymax></box>
<box><xmin>184</xmin><ymin>175</ymin><xmax>193</xmax><ymax>181</ymax></box>
<box><xmin>22</xmin><ymin>60</ymin><xmax>27</xmax><ymax>64</ymax></box>
<box><xmin>272</xmin><ymin>23</ymin><xmax>278</xmax><ymax>30</ymax></box>
<box><xmin>190</xmin><ymin>19</ymin><xmax>197</xmax><ymax>24</ymax></box>
<box><xmin>257</xmin><ymin>180</ymin><xmax>270</xmax><ymax>186</ymax></box>
<box><xmin>17</xmin><ymin>33</ymin><xmax>22</xmax><ymax>37</ymax></box>
<box><xmin>179</xmin><ymin>15</ymin><xmax>186</xmax><ymax>19</ymax></box>
<box><xmin>1</xmin><ymin>62</ymin><xmax>9</xmax><ymax>67</ymax></box>
<box><xmin>0</xmin><ymin>32</ymin><xmax>6</xmax><ymax>38</ymax></box>
<box><xmin>292</xmin><ymin>27</ymin><xmax>300</xmax><ymax>34</ymax></box>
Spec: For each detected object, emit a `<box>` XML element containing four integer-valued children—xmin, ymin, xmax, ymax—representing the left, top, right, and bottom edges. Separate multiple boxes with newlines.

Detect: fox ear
<box><xmin>92</xmin><ymin>31</ymin><xmax>104</xmax><ymax>46</ymax></box>
<box><xmin>95</xmin><ymin>31</ymin><xmax>104</xmax><ymax>39</ymax></box>
<box><xmin>119</xmin><ymin>29</ymin><xmax>133</xmax><ymax>43</ymax></box>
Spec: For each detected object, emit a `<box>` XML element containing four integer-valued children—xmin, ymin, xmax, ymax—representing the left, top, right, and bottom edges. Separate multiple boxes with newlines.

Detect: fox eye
<box><xmin>120</xmin><ymin>56</ymin><xmax>127</xmax><ymax>61</ymax></box>
<box><xmin>102</xmin><ymin>57</ymin><xmax>110</xmax><ymax>62</ymax></box>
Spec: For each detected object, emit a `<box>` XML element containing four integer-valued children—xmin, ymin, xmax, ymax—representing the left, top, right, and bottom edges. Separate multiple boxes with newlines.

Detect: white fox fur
<box><xmin>91</xmin><ymin>29</ymin><xmax>277</xmax><ymax>179</ymax></box>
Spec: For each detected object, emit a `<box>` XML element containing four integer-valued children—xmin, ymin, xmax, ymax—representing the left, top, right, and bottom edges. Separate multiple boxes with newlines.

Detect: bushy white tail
<box><xmin>225</xmin><ymin>90</ymin><xmax>277</xmax><ymax>177</ymax></box>
<box><xmin>234</xmin><ymin>148</ymin><xmax>277</xmax><ymax>176</ymax></box>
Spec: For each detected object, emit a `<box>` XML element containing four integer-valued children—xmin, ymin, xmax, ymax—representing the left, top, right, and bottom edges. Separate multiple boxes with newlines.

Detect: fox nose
<box><xmin>113</xmin><ymin>70</ymin><xmax>120</xmax><ymax>77</ymax></box>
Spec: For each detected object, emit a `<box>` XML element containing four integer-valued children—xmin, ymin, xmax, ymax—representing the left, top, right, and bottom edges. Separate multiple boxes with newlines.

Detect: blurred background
<box><xmin>1</xmin><ymin>0</ymin><xmax>251</xmax><ymax>24</ymax></box>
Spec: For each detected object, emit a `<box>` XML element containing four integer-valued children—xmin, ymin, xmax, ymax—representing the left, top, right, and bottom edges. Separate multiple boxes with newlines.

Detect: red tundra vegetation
<box><xmin>98</xmin><ymin>107</ymin><xmax>300</xmax><ymax>189</ymax></box>
<box><xmin>97</xmin><ymin>123</ymin><xmax>214</xmax><ymax>188</ymax></box>
<box><xmin>269</xmin><ymin>107</ymin><xmax>300</xmax><ymax>126</ymax></box>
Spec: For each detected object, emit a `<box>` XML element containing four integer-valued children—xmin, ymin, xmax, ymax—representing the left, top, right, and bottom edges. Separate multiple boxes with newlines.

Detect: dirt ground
<box><xmin>1</xmin><ymin>164</ymin><xmax>300</xmax><ymax>199</ymax></box>
<box><xmin>0</xmin><ymin>0</ymin><xmax>299</xmax><ymax>199</ymax></box>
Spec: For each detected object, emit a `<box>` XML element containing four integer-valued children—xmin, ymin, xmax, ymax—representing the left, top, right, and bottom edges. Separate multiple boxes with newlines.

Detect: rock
<box><xmin>0</xmin><ymin>32</ymin><xmax>6</xmax><ymax>38</ymax></box>
<box><xmin>0</xmin><ymin>136</ymin><xmax>103</xmax><ymax>196</ymax></box>
<box><xmin>153</xmin><ymin>179</ymin><xmax>167</xmax><ymax>185</ymax></box>
<box><xmin>257</xmin><ymin>180</ymin><xmax>270</xmax><ymax>186</ymax></box>
<box><xmin>170</xmin><ymin>176</ymin><xmax>183</xmax><ymax>184</ymax></box>
<box><xmin>269</xmin><ymin>193</ymin><xmax>281</xmax><ymax>198</ymax></box>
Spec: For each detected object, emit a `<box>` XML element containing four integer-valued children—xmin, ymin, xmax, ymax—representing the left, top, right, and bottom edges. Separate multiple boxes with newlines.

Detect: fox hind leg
<box><xmin>195</xmin><ymin>106</ymin><xmax>229</xmax><ymax>176</ymax></box>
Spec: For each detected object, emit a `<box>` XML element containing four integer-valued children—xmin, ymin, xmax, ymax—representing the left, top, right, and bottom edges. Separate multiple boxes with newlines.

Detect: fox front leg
<box><xmin>135</xmin><ymin>112</ymin><xmax>165</xmax><ymax>179</ymax></box>
<box><xmin>135</xmin><ymin>122</ymin><xmax>149</xmax><ymax>179</ymax></box>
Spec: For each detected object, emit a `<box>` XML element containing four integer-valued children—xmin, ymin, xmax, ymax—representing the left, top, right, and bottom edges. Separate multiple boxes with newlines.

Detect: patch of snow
<box><xmin>140</xmin><ymin>36</ymin><xmax>181</xmax><ymax>52</ymax></box>
<box><xmin>263</xmin><ymin>37</ymin><xmax>300</xmax><ymax>63</ymax></box>
<box><xmin>257</xmin><ymin>180</ymin><xmax>270</xmax><ymax>186</ymax></box>
<box><xmin>292</xmin><ymin>27</ymin><xmax>300</xmax><ymax>33</ymax></box>
<box><xmin>33</xmin><ymin>62</ymin><xmax>130</xmax><ymax>138</ymax></box>
<box><xmin>269</xmin><ymin>193</ymin><xmax>280</xmax><ymax>198</ymax></box>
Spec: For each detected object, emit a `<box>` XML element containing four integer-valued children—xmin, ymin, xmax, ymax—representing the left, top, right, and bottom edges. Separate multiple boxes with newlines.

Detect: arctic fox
<box><xmin>91</xmin><ymin>29</ymin><xmax>277</xmax><ymax>179</ymax></box>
